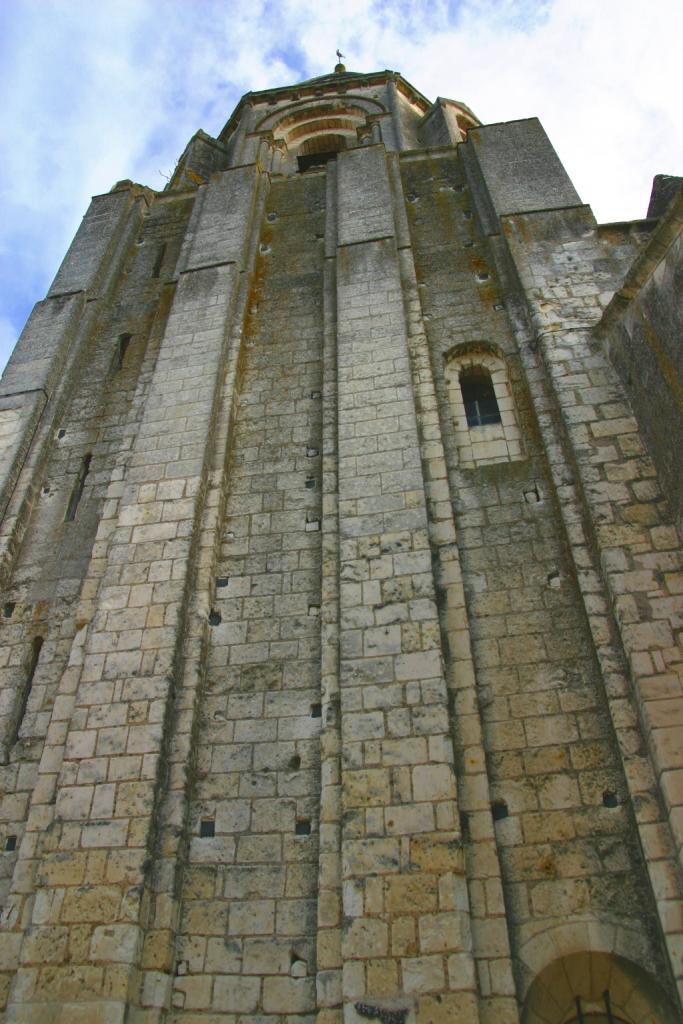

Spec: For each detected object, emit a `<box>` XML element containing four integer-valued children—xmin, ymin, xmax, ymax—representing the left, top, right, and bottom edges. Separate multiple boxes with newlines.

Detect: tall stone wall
<box><xmin>401</xmin><ymin>149</ymin><xmax>678</xmax><ymax>1011</ymax></box>
<box><xmin>0</xmin><ymin>72</ymin><xmax>682</xmax><ymax>1024</ymax></box>
<box><xmin>599</xmin><ymin>191</ymin><xmax>683</xmax><ymax>532</ymax></box>
<box><xmin>169</xmin><ymin>172</ymin><xmax>326</xmax><ymax>1020</ymax></box>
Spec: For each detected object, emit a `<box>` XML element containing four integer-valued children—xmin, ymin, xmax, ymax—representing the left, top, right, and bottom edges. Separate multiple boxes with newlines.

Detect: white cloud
<box><xmin>0</xmin><ymin>0</ymin><xmax>681</xmax><ymax>371</ymax></box>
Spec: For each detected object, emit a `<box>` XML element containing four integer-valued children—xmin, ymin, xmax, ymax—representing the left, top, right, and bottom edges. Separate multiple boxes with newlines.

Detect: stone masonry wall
<box><xmin>0</xmin><ymin>81</ymin><xmax>681</xmax><ymax>1024</ymax></box>
<box><xmin>401</xmin><ymin>151</ymin><xmax>678</xmax><ymax>1009</ymax></box>
<box><xmin>601</xmin><ymin>196</ymin><xmax>683</xmax><ymax>531</ymax></box>
<box><xmin>497</xmin><ymin>203</ymin><xmax>683</xmax><ymax>1011</ymax></box>
<box><xmin>169</xmin><ymin>172</ymin><xmax>326</xmax><ymax>1021</ymax></box>
<box><xmin>0</xmin><ymin>190</ymin><xmax>194</xmax><ymax>1016</ymax></box>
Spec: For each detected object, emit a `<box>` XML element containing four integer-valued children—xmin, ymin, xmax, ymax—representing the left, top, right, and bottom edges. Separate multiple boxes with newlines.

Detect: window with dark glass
<box><xmin>460</xmin><ymin>368</ymin><xmax>501</xmax><ymax>427</ymax></box>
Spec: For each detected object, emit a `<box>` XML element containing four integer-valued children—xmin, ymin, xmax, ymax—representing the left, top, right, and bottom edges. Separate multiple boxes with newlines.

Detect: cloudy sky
<box><xmin>0</xmin><ymin>0</ymin><xmax>681</xmax><ymax>373</ymax></box>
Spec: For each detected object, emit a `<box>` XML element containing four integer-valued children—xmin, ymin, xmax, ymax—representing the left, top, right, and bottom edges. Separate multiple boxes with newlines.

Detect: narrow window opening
<box><xmin>151</xmin><ymin>243</ymin><xmax>166</xmax><ymax>279</ymax></box>
<box><xmin>216</xmin><ymin>577</ymin><xmax>229</xmax><ymax>589</ymax></box>
<box><xmin>65</xmin><ymin>453</ymin><xmax>92</xmax><ymax>522</ymax></box>
<box><xmin>602</xmin><ymin>790</ymin><xmax>618</xmax><ymax>808</ymax></box>
<box><xmin>208</xmin><ymin>609</ymin><xmax>222</xmax><ymax>626</ymax></box>
<box><xmin>289</xmin><ymin>754</ymin><xmax>301</xmax><ymax>771</ymax></box>
<box><xmin>3</xmin><ymin>602</ymin><xmax>15</xmax><ymax>618</ymax></box>
<box><xmin>305</xmin><ymin>477</ymin><xmax>316</xmax><ymax>489</ymax></box>
<box><xmin>310</xmin><ymin>703</ymin><xmax>322</xmax><ymax>718</ymax></box>
<box><xmin>116</xmin><ymin>334</ymin><xmax>132</xmax><ymax>371</ymax></box>
<box><xmin>199</xmin><ymin>819</ymin><xmax>215</xmax><ymax>838</ymax></box>
<box><xmin>460</xmin><ymin>369</ymin><xmax>501</xmax><ymax>427</ymax></box>
<box><xmin>295</xmin><ymin>818</ymin><xmax>311</xmax><ymax>835</ymax></box>
<box><xmin>491</xmin><ymin>799</ymin><xmax>508</xmax><ymax>821</ymax></box>
<box><xmin>57</xmin><ymin>428</ymin><xmax>66</xmax><ymax>439</ymax></box>
<box><xmin>10</xmin><ymin>636</ymin><xmax>43</xmax><ymax>748</ymax></box>
<box><xmin>5</xmin><ymin>836</ymin><xmax>17</xmax><ymax>852</ymax></box>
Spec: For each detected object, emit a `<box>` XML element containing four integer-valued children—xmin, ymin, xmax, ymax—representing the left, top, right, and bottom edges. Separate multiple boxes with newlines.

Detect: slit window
<box><xmin>116</xmin><ymin>334</ymin><xmax>132</xmax><ymax>370</ymax></box>
<box><xmin>10</xmin><ymin>636</ymin><xmax>43</xmax><ymax>748</ymax></box>
<box><xmin>152</xmin><ymin>243</ymin><xmax>166</xmax><ymax>279</ymax></box>
<box><xmin>460</xmin><ymin>368</ymin><xmax>501</xmax><ymax>427</ymax></box>
<box><xmin>65</xmin><ymin>453</ymin><xmax>92</xmax><ymax>522</ymax></box>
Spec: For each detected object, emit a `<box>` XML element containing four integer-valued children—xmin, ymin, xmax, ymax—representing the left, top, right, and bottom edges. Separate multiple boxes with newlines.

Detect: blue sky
<box><xmin>1</xmin><ymin>0</ymin><xmax>681</xmax><ymax>373</ymax></box>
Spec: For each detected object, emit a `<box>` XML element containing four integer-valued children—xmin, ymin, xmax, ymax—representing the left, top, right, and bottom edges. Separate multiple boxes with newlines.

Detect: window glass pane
<box><xmin>460</xmin><ymin>369</ymin><xmax>501</xmax><ymax>427</ymax></box>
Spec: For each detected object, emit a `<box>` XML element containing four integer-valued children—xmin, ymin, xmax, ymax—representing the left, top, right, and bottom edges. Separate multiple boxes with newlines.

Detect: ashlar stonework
<box><xmin>0</xmin><ymin>64</ymin><xmax>682</xmax><ymax>1024</ymax></box>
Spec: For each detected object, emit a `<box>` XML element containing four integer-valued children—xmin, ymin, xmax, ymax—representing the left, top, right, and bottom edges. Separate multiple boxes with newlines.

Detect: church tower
<box><xmin>0</xmin><ymin>65</ymin><xmax>682</xmax><ymax>1024</ymax></box>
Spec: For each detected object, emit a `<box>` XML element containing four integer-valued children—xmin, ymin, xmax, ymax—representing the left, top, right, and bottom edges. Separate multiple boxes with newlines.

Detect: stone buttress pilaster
<box><xmin>316</xmin><ymin>161</ymin><xmax>344</xmax><ymax>1022</ymax></box>
<box><xmin>0</xmin><ymin>185</ymin><xmax>152</xmax><ymax>586</ymax></box>
<box><xmin>3</xmin><ymin>163</ymin><xmax>265</xmax><ymax>1024</ymax></box>
<box><xmin>386</xmin><ymin>152</ymin><xmax>519</xmax><ymax>1024</ymax></box>
<box><xmin>334</xmin><ymin>143</ymin><xmax>479</xmax><ymax>1024</ymax></box>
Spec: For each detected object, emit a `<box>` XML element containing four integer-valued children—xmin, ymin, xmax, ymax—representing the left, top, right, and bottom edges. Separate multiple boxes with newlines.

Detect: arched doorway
<box><xmin>522</xmin><ymin>951</ymin><xmax>679</xmax><ymax>1024</ymax></box>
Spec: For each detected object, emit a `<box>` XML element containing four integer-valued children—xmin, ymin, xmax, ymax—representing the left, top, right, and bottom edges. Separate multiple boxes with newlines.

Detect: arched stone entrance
<box><xmin>522</xmin><ymin>951</ymin><xmax>678</xmax><ymax>1024</ymax></box>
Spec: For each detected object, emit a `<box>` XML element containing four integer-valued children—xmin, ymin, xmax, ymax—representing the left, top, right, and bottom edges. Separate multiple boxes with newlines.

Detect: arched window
<box><xmin>444</xmin><ymin>344</ymin><xmax>522</xmax><ymax>467</ymax></box>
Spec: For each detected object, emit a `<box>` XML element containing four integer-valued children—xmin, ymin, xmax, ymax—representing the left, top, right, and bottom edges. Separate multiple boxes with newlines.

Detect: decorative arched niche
<box><xmin>444</xmin><ymin>342</ymin><xmax>522</xmax><ymax>467</ymax></box>
<box><xmin>522</xmin><ymin>950</ymin><xmax>678</xmax><ymax>1024</ymax></box>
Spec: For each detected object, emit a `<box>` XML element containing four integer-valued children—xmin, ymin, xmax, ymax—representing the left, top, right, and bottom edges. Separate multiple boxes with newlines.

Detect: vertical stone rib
<box><xmin>388</xmin><ymin>152</ymin><xmax>518</xmax><ymax>1024</ymax></box>
<box><xmin>335</xmin><ymin>144</ymin><xmax>478</xmax><ymax>1023</ymax></box>
<box><xmin>316</xmin><ymin>161</ymin><xmax>343</xmax><ymax>1022</ymax></box>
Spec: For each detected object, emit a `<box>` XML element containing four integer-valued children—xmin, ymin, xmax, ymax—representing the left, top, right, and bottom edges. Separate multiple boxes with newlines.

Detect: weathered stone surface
<box><xmin>0</xmin><ymin>63</ymin><xmax>681</xmax><ymax>1024</ymax></box>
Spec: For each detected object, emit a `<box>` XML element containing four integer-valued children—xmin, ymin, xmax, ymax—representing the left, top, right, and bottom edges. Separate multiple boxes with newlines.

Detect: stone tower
<box><xmin>0</xmin><ymin>65</ymin><xmax>682</xmax><ymax>1024</ymax></box>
